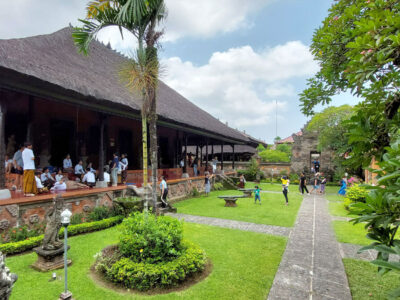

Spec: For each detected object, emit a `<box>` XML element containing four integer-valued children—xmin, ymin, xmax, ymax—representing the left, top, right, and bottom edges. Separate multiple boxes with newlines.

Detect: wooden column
<box><xmin>211</xmin><ymin>143</ymin><xmax>214</xmax><ymax>159</ymax></box>
<box><xmin>232</xmin><ymin>144</ymin><xmax>235</xmax><ymax>170</ymax></box>
<box><xmin>26</xmin><ymin>95</ymin><xmax>34</xmax><ymax>143</ymax></box>
<box><xmin>206</xmin><ymin>139</ymin><xmax>209</xmax><ymax>171</ymax></box>
<box><xmin>195</xmin><ymin>144</ymin><xmax>199</xmax><ymax>164</ymax></box>
<box><xmin>0</xmin><ymin>91</ymin><xmax>6</xmax><ymax>189</ymax></box>
<box><xmin>200</xmin><ymin>144</ymin><xmax>203</xmax><ymax>167</ymax></box>
<box><xmin>98</xmin><ymin>114</ymin><xmax>106</xmax><ymax>181</ymax></box>
<box><xmin>184</xmin><ymin>135</ymin><xmax>187</xmax><ymax>173</ymax></box>
<box><xmin>221</xmin><ymin>143</ymin><xmax>224</xmax><ymax>171</ymax></box>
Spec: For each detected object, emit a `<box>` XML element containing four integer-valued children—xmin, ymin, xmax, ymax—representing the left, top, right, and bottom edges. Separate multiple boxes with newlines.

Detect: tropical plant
<box><xmin>72</xmin><ymin>0</ymin><xmax>166</xmax><ymax>210</ymax></box>
<box><xmin>300</xmin><ymin>0</ymin><xmax>400</xmax><ymax>168</ymax></box>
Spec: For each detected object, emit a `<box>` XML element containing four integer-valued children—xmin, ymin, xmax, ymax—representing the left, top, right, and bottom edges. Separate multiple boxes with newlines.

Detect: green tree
<box><xmin>300</xmin><ymin>0</ymin><xmax>400</xmax><ymax>167</ymax></box>
<box><xmin>72</xmin><ymin>0</ymin><xmax>166</xmax><ymax>209</ymax></box>
<box><xmin>275</xmin><ymin>143</ymin><xmax>292</xmax><ymax>156</ymax></box>
<box><xmin>256</xmin><ymin>144</ymin><xmax>266</xmax><ymax>152</ymax></box>
<box><xmin>258</xmin><ymin>149</ymin><xmax>290</xmax><ymax>163</ymax></box>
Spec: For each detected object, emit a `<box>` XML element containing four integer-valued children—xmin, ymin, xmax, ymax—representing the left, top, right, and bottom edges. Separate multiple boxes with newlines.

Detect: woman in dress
<box><xmin>338</xmin><ymin>175</ymin><xmax>347</xmax><ymax>196</ymax></box>
<box><xmin>204</xmin><ymin>172</ymin><xmax>212</xmax><ymax>196</ymax></box>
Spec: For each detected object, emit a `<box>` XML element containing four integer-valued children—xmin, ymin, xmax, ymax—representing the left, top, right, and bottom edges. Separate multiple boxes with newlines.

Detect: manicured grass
<box><xmin>326</xmin><ymin>194</ymin><xmax>344</xmax><ymax>202</ymax></box>
<box><xmin>324</xmin><ymin>185</ymin><xmax>341</xmax><ymax>194</ymax></box>
<box><xmin>174</xmin><ymin>190</ymin><xmax>302</xmax><ymax>227</ymax></box>
<box><xmin>332</xmin><ymin>220</ymin><xmax>370</xmax><ymax>245</ymax></box>
<box><xmin>8</xmin><ymin>222</ymin><xmax>286</xmax><ymax>300</ymax></box>
<box><xmin>344</xmin><ymin>258</ymin><xmax>400</xmax><ymax>300</ymax></box>
<box><xmin>246</xmin><ymin>182</ymin><xmax>289</xmax><ymax>192</ymax></box>
<box><xmin>329</xmin><ymin>201</ymin><xmax>358</xmax><ymax>218</ymax></box>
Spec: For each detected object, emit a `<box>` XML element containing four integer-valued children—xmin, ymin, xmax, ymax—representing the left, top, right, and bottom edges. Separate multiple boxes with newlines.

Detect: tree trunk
<box><xmin>142</xmin><ymin>112</ymin><xmax>149</xmax><ymax>211</ymax></box>
<box><xmin>148</xmin><ymin>106</ymin><xmax>158</xmax><ymax>210</ymax></box>
<box><xmin>0</xmin><ymin>91</ymin><xmax>5</xmax><ymax>189</ymax></box>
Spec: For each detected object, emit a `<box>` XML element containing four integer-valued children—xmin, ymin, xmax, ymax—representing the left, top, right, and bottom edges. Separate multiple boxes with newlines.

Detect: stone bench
<box><xmin>218</xmin><ymin>195</ymin><xmax>246</xmax><ymax>207</ymax></box>
<box><xmin>238</xmin><ymin>188</ymin><xmax>254</xmax><ymax>198</ymax></box>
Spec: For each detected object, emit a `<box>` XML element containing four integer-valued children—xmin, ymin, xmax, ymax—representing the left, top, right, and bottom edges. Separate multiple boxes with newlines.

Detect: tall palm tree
<box><xmin>72</xmin><ymin>0</ymin><xmax>165</xmax><ymax>210</ymax></box>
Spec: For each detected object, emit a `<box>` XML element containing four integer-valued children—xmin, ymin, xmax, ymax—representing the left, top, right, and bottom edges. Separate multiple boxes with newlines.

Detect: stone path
<box><xmin>166</xmin><ymin>213</ymin><xmax>291</xmax><ymax>237</ymax></box>
<box><xmin>268</xmin><ymin>194</ymin><xmax>352</xmax><ymax>300</ymax></box>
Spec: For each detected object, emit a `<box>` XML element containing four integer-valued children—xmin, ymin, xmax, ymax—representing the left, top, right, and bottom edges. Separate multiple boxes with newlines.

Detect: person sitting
<box><xmin>41</xmin><ymin>167</ymin><xmax>55</xmax><ymax>189</ymax></box>
<box><xmin>82</xmin><ymin>167</ymin><xmax>96</xmax><ymax>188</ymax></box>
<box><xmin>74</xmin><ymin>160</ymin><xmax>85</xmax><ymax>180</ymax></box>
<box><xmin>63</xmin><ymin>154</ymin><xmax>73</xmax><ymax>173</ymax></box>
<box><xmin>35</xmin><ymin>171</ymin><xmax>47</xmax><ymax>193</ymax></box>
<box><xmin>103</xmin><ymin>167</ymin><xmax>110</xmax><ymax>186</ymax></box>
<box><xmin>87</xmin><ymin>162</ymin><xmax>96</xmax><ymax>174</ymax></box>
<box><xmin>4</xmin><ymin>155</ymin><xmax>13</xmax><ymax>174</ymax></box>
<box><xmin>51</xmin><ymin>177</ymin><xmax>67</xmax><ymax>192</ymax></box>
<box><xmin>55</xmin><ymin>169</ymin><xmax>63</xmax><ymax>182</ymax></box>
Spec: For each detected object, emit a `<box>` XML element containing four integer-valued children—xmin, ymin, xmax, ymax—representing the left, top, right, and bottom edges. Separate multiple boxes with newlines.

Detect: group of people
<box><xmin>179</xmin><ymin>155</ymin><xmax>219</xmax><ymax>176</ymax></box>
<box><xmin>299</xmin><ymin>172</ymin><xmax>327</xmax><ymax>195</ymax></box>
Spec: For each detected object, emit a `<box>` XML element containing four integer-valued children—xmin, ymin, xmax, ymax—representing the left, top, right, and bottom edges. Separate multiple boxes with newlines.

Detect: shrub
<box><xmin>114</xmin><ymin>197</ymin><xmax>143</xmax><ymax>217</ymax></box>
<box><xmin>212</xmin><ymin>182</ymin><xmax>223</xmax><ymax>191</ymax></box>
<box><xmin>345</xmin><ymin>184</ymin><xmax>368</xmax><ymax>204</ymax></box>
<box><xmin>88</xmin><ymin>206</ymin><xmax>111</xmax><ymax>222</ymax></box>
<box><xmin>237</xmin><ymin>158</ymin><xmax>265</xmax><ymax>181</ymax></box>
<box><xmin>289</xmin><ymin>173</ymin><xmax>299</xmax><ymax>181</ymax></box>
<box><xmin>70</xmin><ymin>213</ymin><xmax>86</xmax><ymax>225</ymax></box>
<box><xmin>101</xmin><ymin>240</ymin><xmax>206</xmax><ymax>291</ymax></box>
<box><xmin>191</xmin><ymin>187</ymin><xmax>200</xmax><ymax>197</ymax></box>
<box><xmin>2</xmin><ymin>224</ymin><xmax>45</xmax><ymax>244</ymax></box>
<box><xmin>259</xmin><ymin>149</ymin><xmax>290</xmax><ymax>163</ymax></box>
<box><xmin>119</xmin><ymin>213</ymin><xmax>183</xmax><ymax>264</ymax></box>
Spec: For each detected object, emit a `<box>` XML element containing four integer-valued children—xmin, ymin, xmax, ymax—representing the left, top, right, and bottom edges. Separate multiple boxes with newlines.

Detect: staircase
<box><xmin>216</xmin><ymin>174</ymin><xmax>238</xmax><ymax>190</ymax></box>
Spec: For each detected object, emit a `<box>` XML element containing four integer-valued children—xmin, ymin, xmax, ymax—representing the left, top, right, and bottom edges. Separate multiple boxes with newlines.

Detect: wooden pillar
<box><xmin>98</xmin><ymin>114</ymin><xmax>106</xmax><ymax>182</ymax></box>
<box><xmin>26</xmin><ymin>95</ymin><xmax>34</xmax><ymax>143</ymax></box>
<box><xmin>211</xmin><ymin>143</ymin><xmax>214</xmax><ymax>159</ymax></box>
<box><xmin>206</xmin><ymin>139</ymin><xmax>209</xmax><ymax>171</ymax></box>
<box><xmin>200</xmin><ymin>144</ymin><xmax>203</xmax><ymax>167</ymax></box>
<box><xmin>0</xmin><ymin>91</ymin><xmax>6</xmax><ymax>189</ymax></box>
<box><xmin>220</xmin><ymin>143</ymin><xmax>224</xmax><ymax>170</ymax></box>
<box><xmin>184</xmin><ymin>135</ymin><xmax>187</xmax><ymax>173</ymax></box>
<box><xmin>232</xmin><ymin>144</ymin><xmax>235</xmax><ymax>170</ymax></box>
<box><xmin>195</xmin><ymin>144</ymin><xmax>199</xmax><ymax>163</ymax></box>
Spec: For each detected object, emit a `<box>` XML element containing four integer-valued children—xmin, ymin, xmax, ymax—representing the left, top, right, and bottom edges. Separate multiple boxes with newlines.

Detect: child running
<box><xmin>254</xmin><ymin>185</ymin><xmax>261</xmax><ymax>204</ymax></box>
<box><xmin>281</xmin><ymin>176</ymin><xmax>290</xmax><ymax>206</ymax></box>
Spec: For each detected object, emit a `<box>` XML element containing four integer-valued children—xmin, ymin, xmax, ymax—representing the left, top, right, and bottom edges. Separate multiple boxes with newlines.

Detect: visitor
<box><xmin>51</xmin><ymin>177</ymin><xmax>67</xmax><ymax>192</ymax></box>
<box><xmin>188</xmin><ymin>153</ymin><xmax>193</xmax><ymax>167</ymax></box>
<box><xmin>74</xmin><ymin>160</ymin><xmax>85</xmax><ymax>181</ymax></box>
<box><xmin>204</xmin><ymin>172</ymin><xmax>212</xmax><ymax>196</ymax></box>
<box><xmin>338</xmin><ymin>175</ymin><xmax>347</xmax><ymax>196</ymax></box>
<box><xmin>63</xmin><ymin>154</ymin><xmax>73</xmax><ymax>173</ymax></box>
<box><xmin>193</xmin><ymin>158</ymin><xmax>198</xmax><ymax>176</ymax></box>
<box><xmin>281</xmin><ymin>176</ymin><xmax>290</xmax><ymax>206</ymax></box>
<box><xmin>35</xmin><ymin>171</ymin><xmax>46</xmax><ymax>194</ymax></box>
<box><xmin>160</xmin><ymin>175</ymin><xmax>168</xmax><ymax>207</ymax></box>
<box><xmin>111</xmin><ymin>153</ymin><xmax>119</xmax><ymax>187</ymax></box>
<box><xmin>12</xmin><ymin>145</ymin><xmax>24</xmax><ymax>191</ymax></box>
<box><xmin>87</xmin><ymin>162</ymin><xmax>96</xmax><ymax>174</ymax></box>
<box><xmin>41</xmin><ymin>167</ymin><xmax>55</xmax><ymax>189</ymax></box>
<box><xmin>4</xmin><ymin>155</ymin><xmax>12</xmax><ymax>174</ymax></box>
<box><xmin>212</xmin><ymin>156</ymin><xmax>218</xmax><ymax>173</ymax></box>
<box><xmin>314</xmin><ymin>160</ymin><xmax>320</xmax><ymax>173</ymax></box>
<box><xmin>238</xmin><ymin>174</ymin><xmax>246</xmax><ymax>188</ymax></box>
<box><xmin>254</xmin><ymin>185</ymin><xmax>261</xmax><ymax>204</ymax></box>
<box><xmin>120</xmin><ymin>153</ymin><xmax>128</xmax><ymax>184</ymax></box>
<box><xmin>55</xmin><ymin>169</ymin><xmax>63</xmax><ymax>182</ymax></box>
<box><xmin>22</xmin><ymin>142</ymin><xmax>37</xmax><ymax>196</ymax></box>
<box><xmin>82</xmin><ymin>167</ymin><xmax>96</xmax><ymax>188</ymax></box>
<box><xmin>310</xmin><ymin>172</ymin><xmax>321</xmax><ymax>194</ymax></box>
<box><xmin>179</xmin><ymin>158</ymin><xmax>184</xmax><ymax>168</ymax></box>
<box><xmin>300</xmin><ymin>172</ymin><xmax>310</xmax><ymax>195</ymax></box>
<box><xmin>320</xmin><ymin>173</ymin><xmax>327</xmax><ymax>194</ymax></box>
<box><xmin>103</xmin><ymin>167</ymin><xmax>110</xmax><ymax>186</ymax></box>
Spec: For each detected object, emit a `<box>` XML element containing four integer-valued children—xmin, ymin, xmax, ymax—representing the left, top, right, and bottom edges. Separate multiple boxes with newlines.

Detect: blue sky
<box><xmin>0</xmin><ymin>0</ymin><xmax>359</xmax><ymax>143</ymax></box>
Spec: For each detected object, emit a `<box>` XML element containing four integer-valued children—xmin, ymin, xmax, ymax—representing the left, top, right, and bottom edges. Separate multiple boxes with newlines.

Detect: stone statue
<box><xmin>42</xmin><ymin>195</ymin><xmax>64</xmax><ymax>251</ymax></box>
<box><xmin>0</xmin><ymin>252</ymin><xmax>17</xmax><ymax>300</ymax></box>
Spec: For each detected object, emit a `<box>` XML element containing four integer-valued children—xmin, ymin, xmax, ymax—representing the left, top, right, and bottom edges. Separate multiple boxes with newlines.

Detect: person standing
<box><xmin>310</xmin><ymin>172</ymin><xmax>321</xmax><ymax>194</ymax></box>
<box><xmin>281</xmin><ymin>176</ymin><xmax>290</xmax><ymax>205</ymax></box>
<box><xmin>111</xmin><ymin>153</ymin><xmax>119</xmax><ymax>187</ymax></box>
<box><xmin>239</xmin><ymin>174</ymin><xmax>246</xmax><ymax>188</ymax></box>
<box><xmin>193</xmin><ymin>158</ymin><xmax>198</xmax><ymax>176</ymax></box>
<box><xmin>204</xmin><ymin>172</ymin><xmax>212</xmax><ymax>196</ymax></box>
<box><xmin>320</xmin><ymin>173</ymin><xmax>327</xmax><ymax>194</ymax></box>
<box><xmin>300</xmin><ymin>172</ymin><xmax>310</xmax><ymax>195</ymax></box>
<box><xmin>254</xmin><ymin>185</ymin><xmax>261</xmax><ymax>204</ymax></box>
<box><xmin>160</xmin><ymin>176</ymin><xmax>168</xmax><ymax>207</ymax></box>
<box><xmin>12</xmin><ymin>145</ymin><xmax>24</xmax><ymax>191</ymax></box>
<box><xmin>120</xmin><ymin>154</ymin><xmax>128</xmax><ymax>184</ymax></box>
<box><xmin>338</xmin><ymin>175</ymin><xmax>347</xmax><ymax>196</ymax></box>
<box><xmin>212</xmin><ymin>156</ymin><xmax>218</xmax><ymax>174</ymax></box>
<box><xmin>22</xmin><ymin>142</ymin><xmax>37</xmax><ymax>196</ymax></box>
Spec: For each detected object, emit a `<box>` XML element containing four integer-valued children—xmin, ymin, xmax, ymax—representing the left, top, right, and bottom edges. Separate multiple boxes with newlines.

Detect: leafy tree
<box><xmin>275</xmin><ymin>143</ymin><xmax>292</xmax><ymax>156</ymax></box>
<box><xmin>273</xmin><ymin>136</ymin><xmax>281</xmax><ymax>143</ymax></box>
<box><xmin>300</xmin><ymin>0</ymin><xmax>400</xmax><ymax>167</ymax></box>
<box><xmin>256</xmin><ymin>144</ymin><xmax>266</xmax><ymax>152</ymax></box>
<box><xmin>258</xmin><ymin>149</ymin><xmax>290</xmax><ymax>163</ymax></box>
<box><xmin>73</xmin><ymin>0</ymin><xmax>166</xmax><ymax>209</ymax></box>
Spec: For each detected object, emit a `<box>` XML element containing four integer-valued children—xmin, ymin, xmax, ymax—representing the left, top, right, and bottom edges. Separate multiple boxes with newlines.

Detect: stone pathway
<box><xmin>268</xmin><ymin>194</ymin><xmax>352</xmax><ymax>300</ymax></box>
<box><xmin>166</xmin><ymin>213</ymin><xmax>291</xmax><ymax>237</ymax></box>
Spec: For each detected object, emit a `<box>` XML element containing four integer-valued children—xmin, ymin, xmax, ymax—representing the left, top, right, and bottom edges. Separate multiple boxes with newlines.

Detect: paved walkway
<box><xmin>268</xmin><ymin>194</ymin><xmax>352</xmax><ymax>300</ymax></box>
<box><xmin>166</xmin><ymin>213</ymin><xmax>291</xmax><ymax>237</ymax></box>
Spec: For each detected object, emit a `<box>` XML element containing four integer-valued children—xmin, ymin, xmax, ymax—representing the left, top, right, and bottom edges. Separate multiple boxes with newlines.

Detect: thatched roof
<box><xmin>187</xmin><ymin>144</ymin><xmax>257</xmax><ymax>155</ymax></box>
<box><xmin>0</xmin><ymin>27</ymin><xmax>249</xmax><ymax>143</ymax></box>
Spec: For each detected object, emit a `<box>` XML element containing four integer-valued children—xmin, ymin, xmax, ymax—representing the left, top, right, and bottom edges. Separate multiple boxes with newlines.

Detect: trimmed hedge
<box><xmin>102</xmin><ymin>240</ymin><xmax>207</xmax><ymax>291</ymax></box>
<box><xmin>0</xmin><ymin>216</ymin><xmax>123</xmax><ymax>255</ymax></box>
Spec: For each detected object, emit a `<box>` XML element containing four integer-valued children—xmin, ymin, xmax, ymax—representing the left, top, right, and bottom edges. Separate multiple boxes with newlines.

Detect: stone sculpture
<box><xmin>0</xmin><ymin>252</ymin><xmax>17</xmax><ymax>300</ymax></box>
<box><xmin>42</xmin><ymin>195</ymin><xmax>63</xmax><ymax>250</ymax></box>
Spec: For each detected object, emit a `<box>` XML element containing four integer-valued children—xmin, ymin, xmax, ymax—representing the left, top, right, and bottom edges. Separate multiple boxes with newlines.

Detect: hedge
<box><xmin>0</xmin><ymin>216</ymin><xmax>123</xmax><ymax>255</ymax></box>
<box><xmin>104</xmin><ymin>240</ymin><xmax>207</xmax><ymax>291</ymax></box>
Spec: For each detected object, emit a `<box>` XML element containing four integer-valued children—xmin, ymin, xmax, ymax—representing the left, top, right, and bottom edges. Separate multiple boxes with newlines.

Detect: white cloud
<box><xmin>162</xmin><ymin>41</ymin><xmax>318</xmax><ymax>128</ymax></box>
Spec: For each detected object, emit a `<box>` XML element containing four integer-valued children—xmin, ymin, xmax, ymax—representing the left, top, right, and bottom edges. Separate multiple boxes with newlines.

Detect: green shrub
<box><xmin>191</xmin><ymin>187</ymin><xmax>200</xmax><ymax>197</ymax></box>
<box><xmin>212</xmin><ymin>182</ymin><xmax>223</xmax><ymax>191</ymax></box>
<box><xmin>289</xmin><ymin>173</ymin><xmax>299</xmax><ymax>181</ymax></box>
<box><xmin>345</xmin><ymin>184</ymin><xmax>369</xmax><ymax>204</ymax></box>
<box><xmin>237</xmin><ymin>159</ymin><xmax>265</xmax><ymax>181</ymax></box>
<box><xmin>119</xmin><ymin>212</ymin><xmax>183</xmax><ymax>264</ymax></box>
<box><xmin>0</xmin><ymin>216</ymin><xmax>123</xmax><ymax>255</ymax></box>
<box><xmin>88</xmin><ymin>206</ymin><xmax>110</xmax><ymax>222</ymax></box>
<box><xmin>114</xmin><ymin>197</ymin><xmax>143</xmax><ymax>217</ymax></box>
<box><xmin>259</xmin><ymin>149</ymin><xmax>290</xmax><ymax>163</ymax></box>
<box><xmin>102</xmin><ymin>240</ymin><xmax>206</xmax><ymax>291</ymax></box>
<box><xmin>1</xmin><ymin>223</ymin><xmax>46</xmax><ymax>244</ymax></box>
<box><xmin>70</xmin><ymin>213</ymin><xmax>86</xmax><ymax>225</ymax></box>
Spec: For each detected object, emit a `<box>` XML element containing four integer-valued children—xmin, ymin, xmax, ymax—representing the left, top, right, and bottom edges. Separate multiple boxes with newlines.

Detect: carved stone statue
<box><xmin>42</xmin><ymin>195</ymin><xmax>64</xmax><ymax>251</ymax></box>
<box><xmin>0</xmin><ymin>251</ymin><xmax>17</xmax><ymax>300</ymax></box>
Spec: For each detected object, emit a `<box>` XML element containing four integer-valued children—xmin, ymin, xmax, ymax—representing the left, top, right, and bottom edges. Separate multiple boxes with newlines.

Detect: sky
<box><xmin>0</xmin><ymin>0</ymin><xmax>360</xmax><ymax>143</ymax></box>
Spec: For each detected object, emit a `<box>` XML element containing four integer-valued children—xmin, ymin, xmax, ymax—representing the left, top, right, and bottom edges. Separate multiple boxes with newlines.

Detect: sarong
<box><xmin>23</xmin><ymin>170</ymin><xmax>38</xmax><ymax>195</ymax></box>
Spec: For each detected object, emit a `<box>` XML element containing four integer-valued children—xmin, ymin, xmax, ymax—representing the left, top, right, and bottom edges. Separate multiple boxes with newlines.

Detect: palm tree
<box><xmin>72</xmin><ymin>0</ymin><xmax>165</xmax><ymax>210</ymax></box>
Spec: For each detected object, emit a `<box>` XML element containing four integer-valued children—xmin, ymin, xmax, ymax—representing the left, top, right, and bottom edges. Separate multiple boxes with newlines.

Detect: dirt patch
<box><xmin>89</xmin><ymin>259</ymin><xmax>213</xmax><ymax>296</ymax></box>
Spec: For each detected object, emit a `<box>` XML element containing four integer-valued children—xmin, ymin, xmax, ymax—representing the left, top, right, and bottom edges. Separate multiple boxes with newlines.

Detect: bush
<box><xmin>70</xmin><ymin>213</ymin><xmax>86</xmax><ymax>225</ymax></box>
<box><xmin>259</xmin><ymin>149</ymin><xmax>290</xmax><ymax>163</ymax></box>
<box><xmin>119</xmin><ymin>213</ymin><xmax>183</xmax><ymax>264</ymax></box>
<box><xmin>100</xmin><ymin>240</ymin><xmax>206</xmax><ymax>291</ymax></box>
<box><xmin>0</xmin><ymin>216</ymin><xmax>123</xmax><ymax>255</ymax></box>
<box><xmin>237</xmin><ymin>159</ymin><xmax>265</xmax><ymax>181</ymax></box>
<box><xmin>191</xmin><ymin>187</ymin><xmax>200</xmax><ymax>197</ymax></box>
<box><xmin>1</xmin><ymin>223</ymin><xmax>46</xmax><ymax>244</ymax></box>
<box><xmin>212</xmin><ymin>182</ymin><xmax>223</xmax><ymax>191</ymax></box>
<box><xmin>345</xmin><ymin>184</ymin><xmax>369</xmax><ymax>204</ymax></box>
<box><xmin>88</xmin><ymin>206</ymin><xmax>111</xmax><ymax>222</ymax></box>
<box><xmin>289</xmin><ymin>173</ymin><xmax>299</xmax><ymax>181</ymax></box>
<box><xmin>114</xmin><ymin>197</ymin><xmax>143</xmax><ymax>217</ymax></box>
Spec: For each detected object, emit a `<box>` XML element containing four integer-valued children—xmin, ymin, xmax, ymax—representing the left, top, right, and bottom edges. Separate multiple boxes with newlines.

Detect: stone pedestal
<box><xmin>32</xmin><ymin>246</ymin><xmax>71</xmax><ymax>272</ymax></box>
<box><xmin>59</xmin><ymin>291</ymin><xmax>73</xmax><ymax>300</ymax></box>
<box><xmin>0</xmin><ymin>189</ymin><xmax>11</xmax><ymax>200</ymax></box>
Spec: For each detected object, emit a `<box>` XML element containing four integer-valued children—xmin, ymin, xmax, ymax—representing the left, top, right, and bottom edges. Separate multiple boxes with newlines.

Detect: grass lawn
<box><xmin>174</xmin><ymin>190</ymin><xmax>302</xmax><ymax>227</ymax></box>
<box><xmin>326</xmin><ymin>194</ymin><xmax>344</xmax><ymax>202</ymax></box>
<box><xmin>332</xmin><ymin>220</ymin><xmax>370</xmax><ymax>245</ymax></box>
<box><xmin>344</xmin><ymin>258</ymin><xmax>400</xmax><ymax>300</ymax></box>
<box><xmin>8</xmin><ymin>222</ymin><xmax>286</xmax><ymax>300</ymax></box>
<box><xmin>246</xmin><ymin>182</ymin><xmax>292</xmax><ymax>192</ymax></box>
<box><xmin>329</xmin><ymin>201</ymin><xmax>358</xmax><ymax>218</ymax></box>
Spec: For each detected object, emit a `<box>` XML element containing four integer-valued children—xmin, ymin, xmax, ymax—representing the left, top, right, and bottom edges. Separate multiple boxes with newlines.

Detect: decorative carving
<box><xmin>5</xmin><ymin>206</ymin><xmax>18</xmax><ymax>218</ymax></box>
<box><xmin>29</xmin><ymin>214</ymin><xmax>39</xmax><ymax>224</ymax></box>
<box><xmin>42</xmin><ymin>195</ymin><xmax>63</xmax><ymax>251</ymax></box>
<box><xmin>0</xmin><ymin>251</ymin><xmax>17</xmax><ymax>300</ymax></box>
<box><xmin>0</xmin><ymin>220</ymin><xmax>10</xmax><ymax>230</ymax></box>
<box><xmin>83</xmin><ymin>205</ymin><xmax>91</xmax><ymax>213</ymax></box>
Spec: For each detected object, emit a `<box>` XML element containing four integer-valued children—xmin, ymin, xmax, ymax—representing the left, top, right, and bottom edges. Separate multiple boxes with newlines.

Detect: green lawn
<box><xmin>344</xmin><ymin>258</ymin><xmax>400</xmax><ymax>300</ymax></box>
<box><xmin>8</xmin><ymin>222</ymin><xmax>286</xmax><ymax>300</ymax></box>
<box><xmin>326</xmin><ymin>194</ymin><xmax>344</xmax><ymax>202</ymax></box>
<box><xmin>246</xmin><ymin>182</ymin><xmax>289</xmax><ymax>192</ymax></box>
<box><xmin>332</xmin><ymin>220</ymin><xmax>370</xmax><ymax>245</ymax></box>
<box><xmin>174</xmin><ymin>190</ymin><xmax>302</xmax><ymax>227</ymax></box>
<box><xmin>329</xmin><ymin>201</ymin><xmax>358</xmax><ymax>218</ymax></box>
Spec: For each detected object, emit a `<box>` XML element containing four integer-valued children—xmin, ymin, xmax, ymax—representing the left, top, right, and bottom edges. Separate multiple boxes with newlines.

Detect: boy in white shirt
<box><xmin>35</xmin><ymin>171</ymin><xmax>47</xmax><ymax>193</ymax></box>
<box><xmin>51</xmin><ymin>177</ymin><xmax>67</xmax><ymax>192</ymax></box>
<box><xmin>103</xmin><ymin>167</ymin><xmax>110</xmax><ymax>186</ymax></box>
<box><xmin>82</xmin><ymin>167</ymin><xmax>96</xmax><ymax>188</ymax></box>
